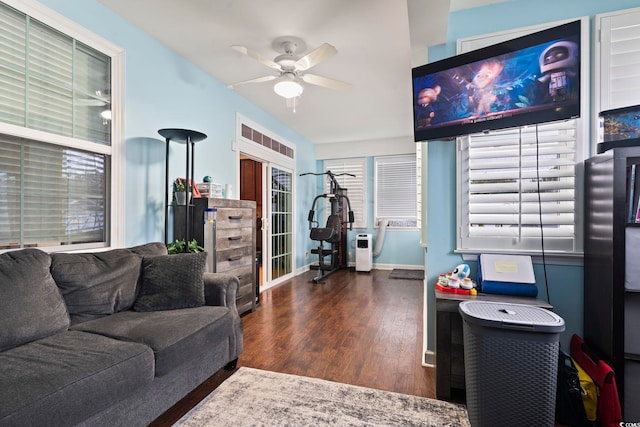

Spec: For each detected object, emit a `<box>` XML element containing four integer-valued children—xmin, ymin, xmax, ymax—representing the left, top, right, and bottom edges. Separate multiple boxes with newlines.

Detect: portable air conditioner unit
<box><xmin>355</xmin><ymin>234</ymin><xmax>372</xmax><ymax>272</ymax></box>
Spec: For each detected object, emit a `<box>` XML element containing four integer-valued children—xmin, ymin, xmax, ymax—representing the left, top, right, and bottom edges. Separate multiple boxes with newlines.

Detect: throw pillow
<box><xmin>127</xmin><ymin>242</ymin><xmax>168</xmax><ymax>256</ymax></box>
<box><xmin>51</xmin><ymin>249</ymin><xmax>143</xmax><ymax>323</ymax></box>
<box><xmin>133</xmin><ymin>252</ymin><xmax>207</xmax><ymax>312</ymax></box>
<box><xmin>0</xmin><ymin>249</ymin><xmax>70</xmax><ymax>351</ymax></box>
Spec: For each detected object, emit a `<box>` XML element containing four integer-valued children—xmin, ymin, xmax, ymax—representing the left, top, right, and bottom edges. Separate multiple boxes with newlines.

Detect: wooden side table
<box><xmin>435</xmin><ymin>289</ymin><xmax>553</xmax><ymax>402</ymax></box>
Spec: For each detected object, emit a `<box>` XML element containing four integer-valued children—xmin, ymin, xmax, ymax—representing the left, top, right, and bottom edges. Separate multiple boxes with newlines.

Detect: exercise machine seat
<box><xmin>310</xmin><ymin>215</ymin><xmax>341</xmax><ymax>243</ymax></box>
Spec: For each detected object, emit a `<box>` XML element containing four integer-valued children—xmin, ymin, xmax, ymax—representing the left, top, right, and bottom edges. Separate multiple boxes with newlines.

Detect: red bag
<box><xmin>570</xmin><ymin>334</ymin><xmax>623</xmax><ymax>427</ymax></box>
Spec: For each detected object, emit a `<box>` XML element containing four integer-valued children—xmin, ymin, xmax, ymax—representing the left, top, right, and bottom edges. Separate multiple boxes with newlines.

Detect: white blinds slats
<box><xmin>0</xmin><ymin>4</ymin><xmax>25</xmax><ymax>126</ymax></box>
<box><xmin>468</xmin><ymin>226</ymin><xmax>574</xmax><ymax>238</ymax></box>
<box><xmin>375</xmin><ymin>155</ymin><xmax>417</xmax><ymax>221</ymax></box>
<box><xmin>0</xmin><ymin>135</ymin><xmax>106</xmax><ymax>247</ymax></box>
<box><xmin>28</xmin><ymin>20</ymin><xmax>74</xmax><ymax>136</ymax></box>
<box><xmin>461</xmin><ymin>121</ymin><xmax>577</xmax><ymax>246</ymax></box>
<box><xmin>469</xmin><ymin>178</ymin><xmax>575</xmax><ymax>193</ymax></box>
<box><xmin>470</xmin><ymin>200</ymin><xmax>574</xmax><ymax>214</ymax></box>
<box><xmin>324</xmin><ymin>158</ymin><xmax>366</xmax><ymax>228</ymax></box>
<box><xmin>74</xmin><ymin>43</ymin><xmax>111</xmax><ymax>144</ymax></box>
<box><xmin>0</xmin><ymin>3</ymin><xmax>110</xmax><ymax>145</ymax></box>
<box><xmin>600</xmin><ymin>9</ymin><xmax>640</xmax><ymax>110</ymax></box>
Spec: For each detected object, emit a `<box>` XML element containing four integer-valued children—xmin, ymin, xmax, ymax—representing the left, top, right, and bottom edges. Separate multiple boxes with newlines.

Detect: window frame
<box><xmin>455</xmin><ymin>17</ymin><xmax>589</xmax><ymax>259</ymax></box>
<box><xmin>594</xmin><ymin>6</ymin><xmax>640</xmax><ymax>154</ymax></box>
<box><xmin>0</xmin><ymin>0</ymin><xmax>124</xmax><ymax>252</ymax></box>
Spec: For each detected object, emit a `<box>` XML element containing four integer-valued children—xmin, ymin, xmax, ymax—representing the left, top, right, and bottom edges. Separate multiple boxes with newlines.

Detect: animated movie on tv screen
<box><xmin>412</xmin><ymin>20</ymin><xmax>581</xmax><ymax>142</ymax></box>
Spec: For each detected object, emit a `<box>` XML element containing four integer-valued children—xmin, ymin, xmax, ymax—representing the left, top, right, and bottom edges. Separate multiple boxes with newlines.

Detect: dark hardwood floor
<box><xmin>151</xmin><ymin>268</ymin><xmax>434</xmax><ymax>426</ymax></box>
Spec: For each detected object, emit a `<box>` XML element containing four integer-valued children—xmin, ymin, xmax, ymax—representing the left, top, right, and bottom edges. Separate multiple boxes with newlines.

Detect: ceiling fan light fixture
<box><xmin>273</xmin><ymin>80</ymin><xmax>303</xmax><ymax>99</ymax></box>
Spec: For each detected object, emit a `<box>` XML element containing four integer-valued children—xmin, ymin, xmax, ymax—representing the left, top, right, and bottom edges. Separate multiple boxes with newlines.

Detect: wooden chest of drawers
<box><xmin>174</xmin><ymin>197</ymin><xmax>256</xmax><ymax>315</ymax></box>
<box><xmin>208</xmin><ymin>198</ymin><xmax>256</xmax><ymax>315</ymax></box>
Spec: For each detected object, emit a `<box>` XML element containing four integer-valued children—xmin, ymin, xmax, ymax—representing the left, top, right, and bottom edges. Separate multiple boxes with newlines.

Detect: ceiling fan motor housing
<box><xmin>274</xmin><ymin>54</ymin><xmax>298</xmax><ymax>71</ymax></box>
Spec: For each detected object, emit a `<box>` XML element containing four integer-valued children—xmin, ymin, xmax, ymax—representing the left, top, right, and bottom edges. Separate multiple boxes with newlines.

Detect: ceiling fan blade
<box><xmin>294</xmin><ymin>43</ymin><xmax>337</xmax><ymax>71</ymax></box>
<box><xmin>232</xmin><ymin>45</ymin><xmax>281</xmax><ymax>70</ymax></box>
<box><xmin>228</xmin><ymin>75</ymin><xmax>277</xmax><ymax>89</ymax></box>
<box><xmin>75</xmin><ymin>87</ymin><xmax>110</xmax><ymax>106</ymax></box>
<box><xmin>301</xmin><ymin>73</ymin><xmax>351</xmax><ymax>91</ymax></box>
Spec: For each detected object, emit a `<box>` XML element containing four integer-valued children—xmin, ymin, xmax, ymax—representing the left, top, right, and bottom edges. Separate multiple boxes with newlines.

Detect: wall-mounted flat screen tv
<box><xmin>412</xmin><ymin>20</ymin><xmax>581</xmax><ymax>142</ymax></box>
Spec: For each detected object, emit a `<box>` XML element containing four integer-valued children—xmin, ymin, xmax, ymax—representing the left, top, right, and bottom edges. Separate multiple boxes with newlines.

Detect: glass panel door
<box><xmin>269</xmin><ymin>166</ymin><xmax>293</xmax><ymax>281</ymax></box>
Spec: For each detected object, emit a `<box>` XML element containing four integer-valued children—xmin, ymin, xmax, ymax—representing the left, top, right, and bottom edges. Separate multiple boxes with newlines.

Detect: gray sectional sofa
<box><xmin>0</xmin><ymin>242</ymin><xmax>243</xmax><ymax>427</ymax></box>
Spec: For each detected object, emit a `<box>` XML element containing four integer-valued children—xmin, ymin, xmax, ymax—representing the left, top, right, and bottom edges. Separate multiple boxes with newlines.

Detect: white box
<box><xmin>479</xmin><ymin>253</ymin><xmax>535</xmax><ymax>284</ymax></box>
<box><xmin>198</xmin><ymin>182</ymin><xmax>223</xmax><ymax>198</ymax></box>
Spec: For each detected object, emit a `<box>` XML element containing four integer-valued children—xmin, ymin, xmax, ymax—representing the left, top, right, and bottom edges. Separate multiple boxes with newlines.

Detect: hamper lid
<box><xmin>459</xmin><ymin>300</ymin><xmax>565</xmax><ymax>332</ymax></box>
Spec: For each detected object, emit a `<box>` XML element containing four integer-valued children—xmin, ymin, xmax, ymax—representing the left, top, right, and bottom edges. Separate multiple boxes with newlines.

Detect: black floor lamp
<box><xmin>158</xmin><ymin>128</ymin><xmax>207</xmax><ymax>246</ymax></box>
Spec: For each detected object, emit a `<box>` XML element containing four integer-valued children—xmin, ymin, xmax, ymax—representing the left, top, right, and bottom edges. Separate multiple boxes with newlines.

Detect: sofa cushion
<box><xmin>0</xmin><ymin>330</ymin><xmax>154</xmax><ymax>427</ymax></box>
<box><xmin>51</xmin><ymin>249</ymin><xmax>144</xmax><ymax>323</ymax></box>
<box><xmin>0</xmin><ymin>249</ymin><xmax>70</xmax><ymax>352</ymax></box>
<box><xmin>71</xmin><ymin>306</ymin><xmax>232</xmax><ymax>376</ymax></box>
<box><xmin>133</xmin><ymin>252</ymin><xmax>207</xmax><ymax>312</ymax></box>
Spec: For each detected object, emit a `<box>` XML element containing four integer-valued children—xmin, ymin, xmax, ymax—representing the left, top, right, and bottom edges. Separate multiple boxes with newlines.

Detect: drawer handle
<box><xmin>228</xmin><ymin>215</ymin><xmax>243</xmax><ymax>220</ymax></box>
<box><xmin>228</xmin><ymin>236</ymin><xmax>242</xmax><ymax>241</ymax></box>
<box><xmin>228</xmin><ymin>255</ymin><xmax>242</xmax><ymax>261</ymax></box>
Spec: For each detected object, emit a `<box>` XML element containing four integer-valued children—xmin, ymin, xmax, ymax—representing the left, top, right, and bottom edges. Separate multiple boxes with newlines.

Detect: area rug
<box><xmin>389</xmin><ymin>268</ymin><xmax>425</xmax><ymax>280</ymax></box>
<box><xmin>174</xmin><ymin>367</ymin><xmax>469</xmax><ymax>426</ymax></box>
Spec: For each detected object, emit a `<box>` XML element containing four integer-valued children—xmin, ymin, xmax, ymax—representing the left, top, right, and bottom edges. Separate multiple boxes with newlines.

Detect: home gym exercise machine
<box><xmin>300</xmin><ymin>170</ymin><xmax>355</xmax><ymax>283</ymax></box>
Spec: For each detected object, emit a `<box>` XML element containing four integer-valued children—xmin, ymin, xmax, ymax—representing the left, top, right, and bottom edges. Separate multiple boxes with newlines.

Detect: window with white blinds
<box><xmin>323</xmin><ymin>158</ymin><xmax>366</xmax><ymax>229</ymax></box>
<box><xmin>0</xmin><ymin>136</ymin><xmax>106</xmax><ymax>247</ymax></box>
<box><xmin>0</xmin><ymin>3</ymin><xmax>111</xmax><ymax>144</ymax></box>
<box><xmin>0</xmin><ymin>0</ymin><xmax>120</xmax><ymax>251</ymax></box>
<box><xmin>458</xmin><ymin>122</ymin><xmax>578</xmax><ymax>253</ymax></box>
<box><xmin>456</xmin><ymin>18</ymin><xmax>588</xmax><ymax>255</ymax></box>
<box><xmin>596</xmin><ymin>7</ymin><xmax>640</xmax><ymax>113</ymax></box>
<box><xmin>375</xmin><ymin>155</ymin><xmax>418</xmax><ymax>228</ymax></box>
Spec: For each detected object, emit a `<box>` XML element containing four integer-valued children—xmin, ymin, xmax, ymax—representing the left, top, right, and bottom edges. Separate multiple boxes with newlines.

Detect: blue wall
<box><xmin>37</xmin><ymin>0</ymin><xmax>319</xmax><ymax>271</ymax></box>
<box><xmin>38</xmin><ymin>0</ymin><xmax>424</xmax><ymax>274</ymax></box>
<box><xmin>425</xmin><ymin>0</ymin><xmax>640</xmax><ymax>351</ymax></box>
<box><xmin>312</xmin><ymin>156</ymin><xmax>424</xmax><ymax>268</ymax></box>
<box><xmin>362</xmin><ymin>157</ymin><xmax>423</xmax><ymax>268</ymax></box>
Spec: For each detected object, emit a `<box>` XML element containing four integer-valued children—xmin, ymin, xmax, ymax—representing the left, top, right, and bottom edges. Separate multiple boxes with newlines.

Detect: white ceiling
<box><xmin>98</xmin><ymin>0</ymin><xmax>508</xmax><ymax>145</ymax></box>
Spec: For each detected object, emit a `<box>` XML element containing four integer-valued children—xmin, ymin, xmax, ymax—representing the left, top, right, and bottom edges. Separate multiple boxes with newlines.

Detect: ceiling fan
<box><xmin>228</xmin><ymin>36</ymin><xmax>351</xmax><ymax>105</ymax></box>
<box><xmin>75</xmin><ymin>89</ymin><xmax>112</xmax><ymax>123</ymax></box>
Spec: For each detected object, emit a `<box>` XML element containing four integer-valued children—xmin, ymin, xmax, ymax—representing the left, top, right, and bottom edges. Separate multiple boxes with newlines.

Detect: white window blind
<box><xmin>0</xmin><ymin>135</ymin><xmax>106</xmax><ymax>246</ymax></box>
<box><xmin>0</xmin><ymin>0</ymin><xmax>120</xmax><ymax>251</ymax></box>
<box><xmin>458</xmin><ymin>122</ymin><xmax>577</xmax><ymax>253</ymax></box>
<box><xmin>323</xmin><ymin>158</ymin><xmax>366</xmax><ymax>229</ymax></box>
<box><xmin>597</xmin><ymin>7</ymin><xmax>640</xmax><ymax>112</ymax></box>
<box><xmin>0</xmin><ymin>3</ymin><xmax>111</xmax><ymax>145</ymax></box>
<box><xmin>456</xmin><ymin>19</ymin><xmax>587</xmax><ymax>255</ymax></box>
<box><xmin>375</xmin><ymin>155</ymin><xmax>418</xmax><ymax>228</ymax></box>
